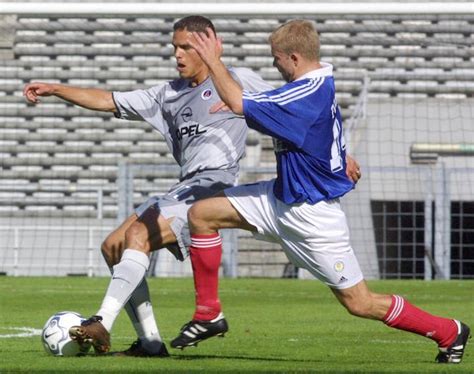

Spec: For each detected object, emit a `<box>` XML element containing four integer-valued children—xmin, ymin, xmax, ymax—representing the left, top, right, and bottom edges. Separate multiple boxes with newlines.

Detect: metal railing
<box><xmin>0</xmin><ymin>225</ymin><xmax>112</xmax><ymax>277</ymax></box>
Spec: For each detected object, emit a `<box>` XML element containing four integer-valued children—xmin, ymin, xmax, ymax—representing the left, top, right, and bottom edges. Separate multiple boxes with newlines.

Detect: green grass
<box><xmin>0</xmin><ymin>277</ymin><xmax>472</xmax><ymax>373</ymax></box>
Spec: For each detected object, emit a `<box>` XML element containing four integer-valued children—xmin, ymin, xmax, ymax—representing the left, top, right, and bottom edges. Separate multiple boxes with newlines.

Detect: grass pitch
<box><xmin>0</xmin><ymin>277</ymin><xmax>472</xmax><ymax>373</ymax></box>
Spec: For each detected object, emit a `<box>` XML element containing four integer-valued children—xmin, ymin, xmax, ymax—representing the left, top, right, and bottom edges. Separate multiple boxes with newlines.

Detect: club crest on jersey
<box><xmin>201</xmin><ymin>89</ymin><xmax>212</xmax><ymax>101</ymax></box>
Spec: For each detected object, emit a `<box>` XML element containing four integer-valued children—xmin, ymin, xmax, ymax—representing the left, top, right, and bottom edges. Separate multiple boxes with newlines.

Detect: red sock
<box><xmin>383</xmin><ymin>295</ymin><xmax>458</xmax><ymax>347</ymax></box>
<box><xmin>190</xmin><ymin>233</ymin><xmax>222</xmax><ymax>321</ymax></box>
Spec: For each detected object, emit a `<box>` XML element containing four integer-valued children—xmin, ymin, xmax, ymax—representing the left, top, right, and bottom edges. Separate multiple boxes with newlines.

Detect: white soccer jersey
<box><xmin>113</xmin><ymin>67</ymin><xmax>273</xmax><ymax>179</ymax></box>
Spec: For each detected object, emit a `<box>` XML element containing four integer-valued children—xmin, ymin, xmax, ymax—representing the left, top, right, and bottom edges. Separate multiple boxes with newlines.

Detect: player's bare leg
<box><xmin>70</xmin><ymin>207</ymin><xmax>175</xmax><ymax>356</ymax></box>
<box><xmin>332</xmin><ymin>280</ymin><xmax>470</xmax><ymax>363</ymax></box>
<box><xmin>101</xmin><ymin>214</ymin><xmax>138</xmax><ymax>268</ymax></box>
<box><xmin>171</xmin><ymin>193</ymin><xmax>255</xmax><ymax>349</ymax></box>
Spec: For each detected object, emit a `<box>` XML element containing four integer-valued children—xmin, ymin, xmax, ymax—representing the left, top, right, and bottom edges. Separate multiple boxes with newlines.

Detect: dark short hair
<box><xmin>173</xmin><ymin>15</ymin><xmax>216</xmax><ymax>36</ymax></box>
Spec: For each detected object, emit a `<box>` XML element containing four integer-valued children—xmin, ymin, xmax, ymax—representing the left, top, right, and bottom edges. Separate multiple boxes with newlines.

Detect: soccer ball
<box><xmin>41</xmin><ymin>311</ymin><xmax>91</xmax><ymax>356</ymax></box>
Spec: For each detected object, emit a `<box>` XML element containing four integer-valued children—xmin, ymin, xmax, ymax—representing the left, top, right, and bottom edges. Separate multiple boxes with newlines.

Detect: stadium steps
<box><xmin>13</xmin><ymin>15</ymin><xmax>474</xmax><ymax>33</ymax></box>
<box><xmin>0</xmin><ymin>155</ymin><xmax>171</xmax><ymax>168</ymax></box>
<box><xmin>0</xmin><ymin>130</ymin><xmax>164</xmax><ymax>143</ymax></box>
<box><xmin>13</xmin><ymin>32</ymin><xmax>474</xmax><ymax>48</ymax></box>
<box><xmin>0</xmin><ymin>195</ymin><xmax>116</xmax><ymax>206</ymax></box>
<box><xmin>0</xmin><ymin>180</ymin><xmax>177</xmax><ymax>199</ymax></box>
<box><xmin>0</xmin><ymin>168</ymin><xmax>180</xmax><ymax>181</ymax></box>
<box><xmin>4</xmin><ymin>57</ymin><xmax>474</xmax><ymax>74</ymax></box>
<box><xmin>1</xmin><ymin>14</ymin><xmax>474</xmax><ymax>222</ymax></box>
<box><xmin>0</xmin><ymin>143</ymin><xmax>170</xmax><ymax>156</ymax></box>
<box><xmin>0</xmin><ymin>119</ymin><xmax>154</xmax><ymax>132</ymax></box>
<box><xmin>0</xmin><ymin>15</ymin><xmax>15</xmax><ymax>59</ymax></box>
<box><xmin>13</xmin><ymin>44</ymin><xmax>474</xmax><ymax>61</ymax></box>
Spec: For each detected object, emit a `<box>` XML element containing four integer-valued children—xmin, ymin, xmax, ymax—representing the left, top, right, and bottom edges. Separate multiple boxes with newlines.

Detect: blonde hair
<box><xmin>269</xmin><ymin>20</ymin><xmax>320</xmax><ymax>61</ymax></box>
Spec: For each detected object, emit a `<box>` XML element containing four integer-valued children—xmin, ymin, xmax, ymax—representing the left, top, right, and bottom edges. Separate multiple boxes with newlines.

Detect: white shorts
<box><xmin>225</xmin><ymin>180</ymin><xmax>364</xmax><ymax>289</ymax></box>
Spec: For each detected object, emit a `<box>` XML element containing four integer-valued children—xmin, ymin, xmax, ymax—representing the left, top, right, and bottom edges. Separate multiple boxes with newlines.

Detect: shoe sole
<box><xmin>173</xmin><ymin>332</ymin><xmax>226</xmax><ymax>350</ymax></box>
<box><xmin>111</xmin><ymin>352</ymin><xmax>170</xmax><ymax>357</ymax></box>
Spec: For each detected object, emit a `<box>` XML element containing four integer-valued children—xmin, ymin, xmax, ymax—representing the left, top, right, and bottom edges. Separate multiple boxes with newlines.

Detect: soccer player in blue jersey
<box><xmin>171</xmin><ymin>20</ymin><xmax>470</xmax><ymax>364</ymax></box>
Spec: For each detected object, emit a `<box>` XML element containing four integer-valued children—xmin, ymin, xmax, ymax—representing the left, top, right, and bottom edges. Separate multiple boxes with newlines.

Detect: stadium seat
<box><xmin>1</xmin><ymin>11</ymin><xmax>473</xmax><ymax>276</ymax></box>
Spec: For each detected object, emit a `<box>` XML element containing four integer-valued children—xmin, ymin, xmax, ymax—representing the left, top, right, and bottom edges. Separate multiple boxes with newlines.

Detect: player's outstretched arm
<box><xmin>188</xmin><ymin>29</ymin><xmax>244</xmax><ymax>115</ymax></box>
<box><xmin>23</xmin><ymin>82</ymin><xmax>116</xmax><ymax>112</ymax></box>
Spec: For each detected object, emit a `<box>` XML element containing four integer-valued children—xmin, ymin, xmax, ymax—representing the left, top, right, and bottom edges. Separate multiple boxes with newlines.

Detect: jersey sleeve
<box><xmin>242</xmin><ymin>89</ymin><xmax>305</xmax><ymax>148</ymax></box>
<box><xmin>230</xmin><ymin>67</ymin><xmax>274</xmax><ymax>92</ymax></box>
<box><xmin>242</xmin><ymin>79</ymin><xmax>330</xmax><ymax>149</ymax></box>
<box><xmin>112</xmin><ymin>83</ymin><xmax>167</xmax><ymax>134</ymax></box>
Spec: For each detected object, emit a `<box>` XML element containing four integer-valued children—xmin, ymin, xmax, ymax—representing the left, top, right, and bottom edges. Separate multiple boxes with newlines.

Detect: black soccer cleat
<box><xmin>113</xmin><ymin>339</ymin><xmax>170</xmax><ymax>357</ymax></box>
<box><xmin>170</xmin><ymin>313</ymin><xmax>229</xmax><ymax>349</ymax></box>
<box><xmin>436</xmin><ymin>320</ymin><xmax>471</xmax><ymax>364</ymax></box>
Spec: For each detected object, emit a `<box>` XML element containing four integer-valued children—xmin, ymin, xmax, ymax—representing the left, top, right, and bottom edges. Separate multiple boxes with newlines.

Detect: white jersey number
<box><xmin>330</xmin><ymin>118</ymin><xmax>343</xmax><ymax>172</ymax></box>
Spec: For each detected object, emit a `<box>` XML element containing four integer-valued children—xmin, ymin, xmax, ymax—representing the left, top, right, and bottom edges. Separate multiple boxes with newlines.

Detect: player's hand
<box><xmin>210</xmin><ymin>101</ymin><xmax>231</xmax><ymax>113</ymax></box>
<box><xmin>188</xmin><ymin>28</ymin><xmax>223</xmax><ymax>68</ymax></box>
<box><xmin>346</xmin><ymin>155</ymin><xmax>361</xmax><ymax>183</ymax></box>
<box><xmin>23</xmin><ymin>82</ymin><xmax>56</xmax><ymax>104</ymax></box>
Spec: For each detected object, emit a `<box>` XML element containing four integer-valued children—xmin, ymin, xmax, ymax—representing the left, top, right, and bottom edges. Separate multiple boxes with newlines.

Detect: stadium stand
<box><xmin>4</xmin><ymin>14</ymin><xmax>473</xmax><ymax>213</ymax></box>
<box><xmin>0</xmin><ymin>10</ymin><xmax>473</xmax><ymax>277</ymax></box>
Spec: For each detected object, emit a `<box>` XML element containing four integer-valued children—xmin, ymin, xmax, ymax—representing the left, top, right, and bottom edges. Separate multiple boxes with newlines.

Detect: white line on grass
<box><xmin>0</xmin><ymin>327</ymin><xmax>42</xmax><ymax>338</ymax></box>
<box><xmin>371</xmin><ymin>339</ymin><xmax>426</xmax><ymax>345</ymax></box>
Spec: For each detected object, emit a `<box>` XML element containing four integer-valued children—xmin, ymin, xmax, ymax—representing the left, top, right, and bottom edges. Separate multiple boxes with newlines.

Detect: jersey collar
<box><xmin>295</xmin><ymin>62</ymin><xmax>333</xmax><ymax>81</ymax></box>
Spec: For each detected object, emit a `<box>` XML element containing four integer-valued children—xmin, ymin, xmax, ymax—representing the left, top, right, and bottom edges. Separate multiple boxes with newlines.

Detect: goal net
<box><xmin>0</xmin><ymin>4</ymin><xmax>473</xmax><ymax>279</ymax></box>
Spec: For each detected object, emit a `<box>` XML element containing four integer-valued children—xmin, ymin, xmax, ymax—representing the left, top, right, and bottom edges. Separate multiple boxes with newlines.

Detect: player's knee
<box><xmin>101</xmin><ymin>238</ymin><xmax>111</xmax><ymax>260</ymax></box>
<box><xmin>101</xmin><ymin>235</ymin><xmax>120</xmax><ymax>266</ymax></box>
<box><xmin>124</xmin><ymin>223</ymin><xmax>140</xmax><ymax>243</ymax></box>
<box><xmin>124</xmin><ymin>222</ymin><xmax>149</xmax><ymax>251</ymax></box>
<box><xmin>188</xmin><ymin>203</ymin><xmax>212</xmax><ymax>232</ymax></box>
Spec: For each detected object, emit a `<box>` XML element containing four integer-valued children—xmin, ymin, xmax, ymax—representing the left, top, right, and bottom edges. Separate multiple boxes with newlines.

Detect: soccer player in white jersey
<box><xmin>22</xmin><ymin>15</ymin><xmax>278</xmax><ymax>356</ymax></box>
<box><xmin>170</xmin><ymin>20</ymin><xmax>470</xmax><ymax>364</ymax></box>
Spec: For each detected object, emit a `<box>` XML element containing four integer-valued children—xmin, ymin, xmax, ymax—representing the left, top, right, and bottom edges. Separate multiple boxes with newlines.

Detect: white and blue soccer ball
<box><xmin>41</xmin><ymin>311</ymin><xmax>91</xmax><ymax>356</ymax></box>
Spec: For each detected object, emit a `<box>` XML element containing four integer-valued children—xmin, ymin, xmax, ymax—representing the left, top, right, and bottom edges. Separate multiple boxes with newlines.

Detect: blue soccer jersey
<box><xmin>242</xmin><ymin>63</ymin><xmax>354</xmax><ymax>204</ymax></box>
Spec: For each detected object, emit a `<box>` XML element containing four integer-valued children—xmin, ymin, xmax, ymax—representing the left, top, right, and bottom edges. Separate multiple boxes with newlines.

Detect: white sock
<box><xmin>124</xmin><ymin>301</ymin><xmax>145</xmax><ymax>338</ymax></box>
<box><xmin>107</xmin><ymin>258</ymin><xmax>163</xmax><ymax>348</ymax></box>
<box><xmin>97</xmin><ymin>249</ymin><xmax>149</xmax><ymax>332</ymax></box>
<box><xmin>107</xmin><ymin>265</ymin><xmax>145</xmax><ymax>338</ymax></box>
<box><xmin>127</xmin><ymin>279</ymin><xmax>163</xmax><ymax>345</ymax></box>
